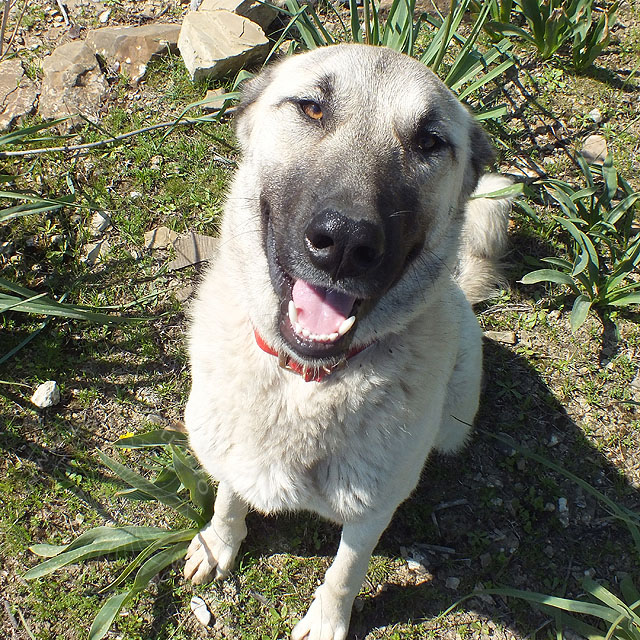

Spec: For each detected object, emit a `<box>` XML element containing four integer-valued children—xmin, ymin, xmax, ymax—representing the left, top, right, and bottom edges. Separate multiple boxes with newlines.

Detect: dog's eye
<box><xmin>415</xmin><ymin>131</ymin><xmax>444</xmax><ymax>154</ymax></box>
<box><xmin>299</xmin><ymin>100</ymin><xmax>323</xmax><ymax>121</ymax></box>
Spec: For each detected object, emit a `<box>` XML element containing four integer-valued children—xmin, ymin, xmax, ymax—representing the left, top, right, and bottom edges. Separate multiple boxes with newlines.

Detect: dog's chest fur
<box><xmin>186</xmin><ymin>265</ymin><xmax>461</xmax><ymax>523</ymax></box>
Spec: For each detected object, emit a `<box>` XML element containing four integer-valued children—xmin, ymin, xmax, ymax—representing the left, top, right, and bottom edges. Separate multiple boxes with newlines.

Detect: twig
<box><xmin>16</xmin><ymin>608</ymin><xmax>37</xmax><ymax>640</ymax></box>
<box><xmin>55</xmin><ymin>0</ymin><xmax>69</xmax><ymax>25</ymax></box>
<box><xmin>0</xmin><ymin>0</ymin><xmax>10</xmax><ymax>58</ymax></box>
<box><xmin>0</xmin><ymin>114</ymin><xmax>237</xmax><ymax>160</ymax></box>
<box><xmin>5</xmin><ymin>0</ymin><xmax>29</xmax><ymax>57</ymax></box>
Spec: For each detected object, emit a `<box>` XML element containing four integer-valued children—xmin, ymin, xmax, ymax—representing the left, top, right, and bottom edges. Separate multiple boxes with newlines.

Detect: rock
<box><xmin>0</xmin><ymin>59</ymin><xmax>40</xmax><ymax>131</ymax></box>
<box><xmin>31</xmin><ymin>381</ymin><xmax>61</xmax><ymax>408</ymax></box>
<box><xmin>86</xmin><ymin>23</ymin><xmax>181</xmax><ymax>84</ymax></box>
<box><xmin>82</xmin><ymin>239</ymin><xmax>110</xmax><ymax>264</ymax></box>
<box><xmin>144</xmin><ymin>226</ymin><xmax>178</xmax><ymax>249</ymax></box>
<box><xmin>178</xmin><ymin>10</ymin><xmax>270</xmax><ymax>82</ymax></box>
<box><xmin>168</xmin><ymin>232</ymin><xmax>220</xmax><ymax>270</ymax></box>
<box><xmin>39</xmin><ymin>41</ymin><xmax>109</xmax><ymax>127</ymax></box>
<box><xmin>588</xmin><ymin>107</ymin><xmax>602</xmax><ymax>124</ymax></box>
<box><xmin>190</xmin><ymin>596</ymin><xmax>212</xmax><ymax>626</ymax></box>
<box><xmin>580</xmin><ymin>134</ymin><xmax>608</xmax><ymax>165</ymax></box>
<box><xmin>198</xmin><ymin>0</ymin><xmax>278</xmax><ymax>32</ymax></box>
<box><xmin>89</xmin><ymin>211</ymin><xmax>112</xmax><ymax>236</ymax></box>
<box><xmin>445</xmin><ymin>576</ymin><xmax>460</xmax><ymax>590</ymax></box>
<box><xmin>483</xmin><ymin>330</ymin><xmax>517</xmax><ymax>345</ymax></box>
<box><xmin>99</xmin><ymin>9</ymin><xmax>111</xmax><ymax>23</ymax></box>
<box><xmin>202</xmin><ymin>87</ymin><xmax>230</xmax><ymax>112</ymax></box>
<box><xmin>174</xmin><ymin>284</ymin><xmax>194</xmax><ymax>302</ymax></box>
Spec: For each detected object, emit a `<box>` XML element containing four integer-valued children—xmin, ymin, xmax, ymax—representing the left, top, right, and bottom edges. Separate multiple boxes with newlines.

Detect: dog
<box><xmin>183</xmin><ymin>43</ymin><xmax>512</xmax><ymax>640</ymax></box>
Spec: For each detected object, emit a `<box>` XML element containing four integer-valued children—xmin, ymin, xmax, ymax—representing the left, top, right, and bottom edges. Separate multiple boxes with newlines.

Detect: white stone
<box><xmin>89</xmin><ymin>211</ymin><xmax>112</xmax><ymax>236</ymax></box>
<box><xmin>190</xmin><ymin>596</ymin><xmax>211</xmax><ymax>626</ymax></box>
<box><xmin>178</xmin><ymin>10</ymin><xmax>270</xmax><ymax>82</ymax></box>
<box><xmin>31</xmin><ymin>381</ymin><xmax>61</xmax><ymax>408</ymax></box>
<box><xmin>99</xmin><ymin>9</ymin><xmax>111</xmax><ymax>23</ymax></box>
<box><xmin>588</xmin><ymin>107</ymin><xmax>602</xmax><ymax>124</ymax></box>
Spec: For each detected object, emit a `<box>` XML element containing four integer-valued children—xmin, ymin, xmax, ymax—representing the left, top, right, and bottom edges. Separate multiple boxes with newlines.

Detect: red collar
<box><xmin>254</xmin><ymin>330</ymin><xmax>370</xmax><ymax>382</ymax></box>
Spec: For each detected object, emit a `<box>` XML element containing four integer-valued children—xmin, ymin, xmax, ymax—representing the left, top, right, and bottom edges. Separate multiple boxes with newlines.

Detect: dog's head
<box><xmin>226</xmin><ymin>44</ymin><xmax>494</xmax><ymax>368</ymax></box>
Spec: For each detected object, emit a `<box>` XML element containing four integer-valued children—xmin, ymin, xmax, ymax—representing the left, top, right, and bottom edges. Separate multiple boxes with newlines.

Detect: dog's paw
<box><xmin>183</xmin><ymin>525</ymin><xmax>239</xmax><ymax>584</ymax></box>
<box><xmin>291</xmin><ymin>587</ymin><xmax>350</xmax><ymax>640</ymax></box>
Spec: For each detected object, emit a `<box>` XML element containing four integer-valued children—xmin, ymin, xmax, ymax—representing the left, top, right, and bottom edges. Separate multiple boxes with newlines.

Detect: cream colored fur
<box><xmin>183</xmin><ymin>44</ymin><xmax>512</xmax><ymax>640</ymax></box>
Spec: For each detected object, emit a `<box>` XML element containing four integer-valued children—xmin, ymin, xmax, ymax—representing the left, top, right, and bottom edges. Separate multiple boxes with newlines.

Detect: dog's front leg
<box><xmin>291</xmin><ymin>511</ymin><xmax>393</xmax><ymax>640</ymax></box>
<box><xmin>184</xmin><ymin>481</ymin><xmax>248</xmax><ymax>584</ymax></box>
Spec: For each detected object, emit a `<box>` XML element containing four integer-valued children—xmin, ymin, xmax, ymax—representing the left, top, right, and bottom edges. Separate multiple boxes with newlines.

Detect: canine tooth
<box><xmin>338</xmin><ymin>316</ymin><xmax>356</xmax><ymax>336</ymax></box>
<box><xmin>288</xmin><ymin>300</ymin><xmax>298</xmax><ymax>325</ymax></box>
<box><xmin>329</xmin><ymin>332</ymin><xmax>339</xmax><ymax>342</ymax></box>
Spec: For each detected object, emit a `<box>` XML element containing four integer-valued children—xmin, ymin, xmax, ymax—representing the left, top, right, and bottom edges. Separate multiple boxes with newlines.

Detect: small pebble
<box><xmin>190</xmin><ymin>596</ymin><xmax>211</xmax><ymax>627</ymax></box>
<box><xmin>31</xmin><ymin>381</ymin><xmax>61</xmax><ymax>408</ymax></box>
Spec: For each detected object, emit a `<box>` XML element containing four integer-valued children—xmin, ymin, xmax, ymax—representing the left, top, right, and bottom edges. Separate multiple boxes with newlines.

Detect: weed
<box><xmin>520</xmin><ymin>154</ymin><xmax>640</xmax><ymax>330</ymax></box>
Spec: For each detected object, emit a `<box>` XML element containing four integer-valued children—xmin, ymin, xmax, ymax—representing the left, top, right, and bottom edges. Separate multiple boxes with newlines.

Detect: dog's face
<box><xmin>228</xmin><ymin>44</ymin><xmax>493</xmax><ymax>366</ymax></box>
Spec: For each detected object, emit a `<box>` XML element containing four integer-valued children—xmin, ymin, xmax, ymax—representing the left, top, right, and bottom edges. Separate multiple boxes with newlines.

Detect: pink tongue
<box><xmin>292</xmin><ymin>280</ymin><xmax>356</xmax><ymax>335</ymax></box>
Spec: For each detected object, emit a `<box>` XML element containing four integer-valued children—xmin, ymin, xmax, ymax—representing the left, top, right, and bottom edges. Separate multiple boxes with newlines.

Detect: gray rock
<box><xmin>178</xmin><ymin>10</ymin><xmax>270</xmax><ymax>82</ymax></box>
<box><xmin>483</xmin><ymin>330</ymin><xmax>517</xmax><ymax>345</ymax></box>
<box><xmin>89</xmin><ymin>211</ymin><xmax>112</xmax><ymax>236</ymax></box>
<box><xmin>144</xmin><ymin>226</ymin><xmax>177</xmax><ymax>249</ymax></box>
<box><xmin>31</xmin><ymin>381</ymin><xmax>61</xmax><ymax>408</ymax></box>
<box><xmin>0</xmin><ymin>59</ymin><xmax>39</xmax><ymax>131</ymax></box>
<box><xmin>86</xmin><ymin>23</ymin><xmax>181</xmax><ymax>84</ymax></box>
<box><xmin>580</xmin><ymin>134</ymin><xmax>608</xmax><ymax>165</ymax></box>
<box><xmin>39</xmin><ymin>41</ymin><xmax>109</xmax><ymax>127</ymax></box>
<box><xmin>198</xmin><ymin>0</ymin><xmax>278</xmax><ymax>32</ymax></box>
<box><xmin>168</xmin><ymin>232</ymin><xmax>220</xmax><ymax>270</ymax></box>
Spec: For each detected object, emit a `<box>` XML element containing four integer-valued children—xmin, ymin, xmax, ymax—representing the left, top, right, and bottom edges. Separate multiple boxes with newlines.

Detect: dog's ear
<box><xmin>463</xmin><ymin>121</ymin><xmax>496</xmax><ymax>195</ymax></box>
<box><xmin>234</xmin><ymin>66</ymin><xmax>275</xmax><ymax>148</ymax></box>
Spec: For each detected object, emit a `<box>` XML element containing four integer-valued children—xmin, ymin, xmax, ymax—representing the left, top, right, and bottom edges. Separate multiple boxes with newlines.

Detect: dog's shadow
<box><xmin>240</xmin><ymin>339</ymin><xmax>639</xmax><ymax>638</ymax></box>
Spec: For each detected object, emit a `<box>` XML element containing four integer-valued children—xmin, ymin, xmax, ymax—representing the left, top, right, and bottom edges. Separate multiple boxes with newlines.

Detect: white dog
<box><xmin>183</xmin><ymin>44</ymin><xmax>512</xmax><ymax>640</ymax></box>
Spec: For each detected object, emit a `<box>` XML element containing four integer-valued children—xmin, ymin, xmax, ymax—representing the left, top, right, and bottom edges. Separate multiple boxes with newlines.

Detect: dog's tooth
<box><xmin>319</xmin><ymin>334</ymin><xmax>329</xmax><ymax>342</ymax></box>
<box><xmin>288</xmin><ymin>300</ymin><xmax>298</xmax><ymax>325</ymax></box>
<box><xmin>329</xmin><ymin>332</ymin><xmax>339</xmax><ymax>342</ymax></box>
<box><xmin>294</xmin><ymin>322</ymin><xmax>302</xmax><ymax>334</ymax></box>
<box><xmin>302</xmin><ymin>328</ymin><xmax>310</xmax><ymax>338</ymax></box>
<box><xmin>338</xmin><ymin>316</ymin><xmax>356</xmax><ymax>336</ymax></box>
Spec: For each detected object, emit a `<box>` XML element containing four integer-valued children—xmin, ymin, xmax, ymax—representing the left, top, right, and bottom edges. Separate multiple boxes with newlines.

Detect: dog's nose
<box><xmin>305</xmin><ymin>210</ymin><xmax>385</xmax><ymax>279</ymax></box>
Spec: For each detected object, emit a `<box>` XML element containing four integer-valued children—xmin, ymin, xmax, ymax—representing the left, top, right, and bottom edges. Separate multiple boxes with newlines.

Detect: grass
<box><xmin>2</xmin><ymin>0</ymin><xmax>640</xmax><ymax>638</ymax></box>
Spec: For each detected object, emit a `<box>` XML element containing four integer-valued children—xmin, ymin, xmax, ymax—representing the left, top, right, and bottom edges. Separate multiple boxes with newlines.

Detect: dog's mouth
<box><xmin>279</xmin><ymin>277</ymin><xmax>361</xmax><ymax>360</ymax></box>
<box><xmin>264</xmin><ymin>216</ymin><xmax>364</xmax><ymax>362</ymax></box>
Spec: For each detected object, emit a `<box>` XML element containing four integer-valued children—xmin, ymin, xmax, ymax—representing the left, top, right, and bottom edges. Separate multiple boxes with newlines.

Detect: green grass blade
<box><xmin>457</xmin><ymin>58</ymin><xmax>514</xmax><ymax>100</ymax></box>
<box><xmin>113</xmin><ymin>429</ymin><xmax>188</xmax><ymax>449</ymax></box>
<box><xmin>88</xmin><ymin>592</ymin><xmax>130</xmax><ymax>640</ymax></box>
<box><xmin>519</xmin><ymin>269</ymin><xmax>580</xmax><ymax>293</ymax></box>
<box><xmin>99</xmin><ymin>529</ymin><xmax>195</xmax><ymax>594</ymax></box>
<box><xmin>582</xmin><ymin>577</ymin><xmax>640</xmax><ymax>625</ymax></box>
<box><xmin>570</xmin><ymin>294</ymin><xmax>592</xmax><ymax>331</ymax></box>
<box><xmin>171</xmin><ymin>445</ymin><xmax>214</xmax><ymax>518</ymax></box>
<box><xmin>29</xmin><ymin>526</ymin><xmax>167</xmax><ymax>559</ymax></box>
<box><xmin>96</xmin><ymin>450</ymin><xmax>206</xmax><ymax>526</ymax></box>
<box><xmin>480</xmin><ymin>587</ymin><xmax>622</xmax><ymax>623</ymax></box>
<box><xmin>473</xmin><ymin>103</ymin><xmax>508</xmax><ymax>121</ymax></box>
<box><xmin>24</xmin><ymin>538</ymin><xmax>159</xmax><ymax>580</ymax></box>
<box><xmin>607</xmin><ymin>293</ymin><xmax>640</xmax><ymax>306</ymax></box>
